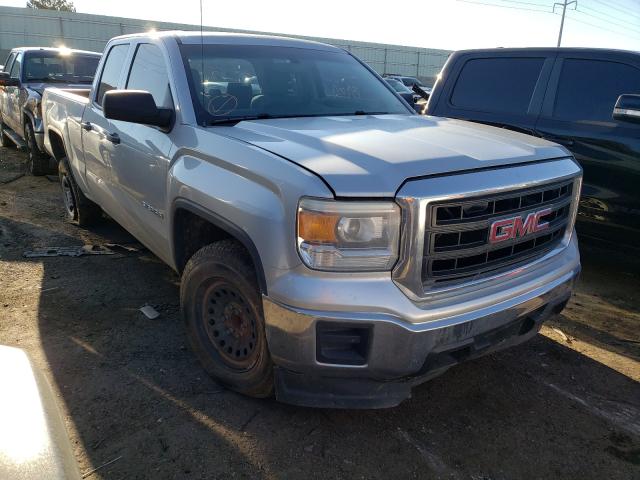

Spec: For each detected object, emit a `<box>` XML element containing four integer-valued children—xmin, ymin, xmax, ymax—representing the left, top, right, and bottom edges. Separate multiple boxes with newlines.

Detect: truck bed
<box><xmin>41</xmin><ymin>87</ymin><xmax>91</xmax><ymax>163</ymax></box>
<box><xmin>46</xmin><ymin>87</ymin><xmax>91</xmax><ymax>102</ymax></box>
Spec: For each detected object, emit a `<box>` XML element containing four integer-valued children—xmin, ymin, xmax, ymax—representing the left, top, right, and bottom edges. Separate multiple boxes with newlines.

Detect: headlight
<box><xmin>297</xmin><ymin>197</ymin><xmax>400</xmax><ymax>271</ymax></box>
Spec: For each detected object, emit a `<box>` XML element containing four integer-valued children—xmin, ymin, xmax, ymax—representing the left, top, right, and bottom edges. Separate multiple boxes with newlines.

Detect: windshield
<box><xmin>23</xmin><ymin>51</ymin><xmax>100</xmax><ymax>83</ymax></box>
<box><xmin>386</xmin><ymin>78</ymin><xmax>412</xmax><ymax>93</ymax></box>
<box><xmin>180</xmin><ymin>44</ymin><xmax>410</xmax><ymax>124</ymax></box>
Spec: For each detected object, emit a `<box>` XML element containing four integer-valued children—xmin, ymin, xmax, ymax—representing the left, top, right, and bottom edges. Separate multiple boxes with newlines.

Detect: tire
<box><xmin>25</xmin><ymin>121</ymin><xmax>50</xmax><ymax>176</ymax></box>
<box><xmin>58</xmin><ymin>156</ymin><xmax>102</xmax><ymax>226</ymax></box>
<box><xmin>0</xmin><ymin>118</ymin><xmax>10</xmax><ymax>148</ymax></box>
<box><xmin>180</xmin><ymin>240</ymin><xmax>274</xmax><ymax>398</ymax></box>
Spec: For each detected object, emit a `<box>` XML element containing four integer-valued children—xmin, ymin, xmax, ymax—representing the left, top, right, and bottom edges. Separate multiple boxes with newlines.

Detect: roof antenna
<box><xmin>199</xmin><ymin>0</ymin><xmax>205</xmax><ymax>125</ymax></box>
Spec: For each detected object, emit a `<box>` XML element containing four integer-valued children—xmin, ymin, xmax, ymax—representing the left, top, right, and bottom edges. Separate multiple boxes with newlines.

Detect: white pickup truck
<box><xmin>42</xmin><ymin>31</ymin><xmax>582</xmax><ymax>408</ymax></box>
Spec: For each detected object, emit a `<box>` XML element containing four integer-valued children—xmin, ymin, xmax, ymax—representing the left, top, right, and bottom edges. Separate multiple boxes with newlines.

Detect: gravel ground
<box><xmin>1</xmin><ymin>145</ymin><xmax>639</xmax><ymax>479</ymax></box>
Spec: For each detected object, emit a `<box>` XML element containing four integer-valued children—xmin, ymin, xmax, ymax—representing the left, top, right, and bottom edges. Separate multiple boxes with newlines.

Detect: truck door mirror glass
<box><xmin>0</xmin><ymin>71</ymin><xmax>18</xmax><ymax>87</ymax></box>
<box><xmin>103</xmin><ymin>90</ymin><xmax>173</xmax><ymax>129</ymax></box>
<box><xmin>613</xmin><ymin>94</ymin><xmax>640</xmax><ymax>124</ymax></box>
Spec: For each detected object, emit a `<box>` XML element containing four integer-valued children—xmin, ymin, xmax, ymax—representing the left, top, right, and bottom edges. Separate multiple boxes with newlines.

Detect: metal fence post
<box><xmin>383</xmin><ymin>47</ymin><xmax>387</xmax><ymax>75</ymax></box>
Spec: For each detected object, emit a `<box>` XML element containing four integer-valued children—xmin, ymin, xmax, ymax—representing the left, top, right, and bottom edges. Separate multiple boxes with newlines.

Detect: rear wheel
<box><xmin>25</xmin><ymin>121</ymin><xmax>50</xmax><ymax>176</ymax></box>
<box><xmin>181</xmin><ymin>240</ymin><xmax>274</xmax><ymax>398</ymax></box>
<box><xmin>58</xmin><ymin>156</ymin><xmax>102</xmax><ymax>226</ymax></box>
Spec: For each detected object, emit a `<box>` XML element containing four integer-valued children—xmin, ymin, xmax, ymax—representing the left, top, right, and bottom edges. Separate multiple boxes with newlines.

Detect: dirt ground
<box><xmin>1</xmin><ymin>144</ymin><xmax>639</xmax><ymax>480</ymax></box>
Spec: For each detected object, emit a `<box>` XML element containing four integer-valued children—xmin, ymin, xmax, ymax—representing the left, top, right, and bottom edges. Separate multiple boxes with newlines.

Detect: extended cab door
<box><xmin>427</xmin><ymin>52</ymin><xmax>554</xmax><ymax>136</ymax></box>
<box><xmin>81</xmin><ymin>42</ymin><xmax>130</xmax><ymax>208</ymax></box>
<box><xmin>0</xmin><ymin>52</ymin><xmax>16</xmax><ymax>124</ymax></box>
<box><xmin>535</xmin><ymin>52</ymin><xmax>640</xmax><ymax>244</ymax></box>
<box><xmin>105</xmin><ymin>41</ymin><xmax>174</xmax><ymax>255</ymax></box>
<box><xmin>4</xmin><ymin>52</ymin><xmax>23</xmax><ymax>133</ymax></box>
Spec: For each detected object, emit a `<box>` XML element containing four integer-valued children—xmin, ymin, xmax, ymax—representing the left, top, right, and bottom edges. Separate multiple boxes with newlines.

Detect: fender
<box><xmin>22</xmin><ymin>105</ymin><xmax>46</xmax><ymax>153</ymax></box>
<box><xmin>22</xmin><ymin>93</ymin><xmax>43</xmax><ymax>132</ymax></box>
<box><xmin>171</xmin><ymin>198</ymin><xmax>268</xmax><ymax>295</ymax></box>
<box><xmin>45</xmin><ymin>125</ymin><xmax>66</xmax><ymax>159</ymax></box>
<box><xmin>22</xmin><ymin>108</ymin><xmax>36</xmax><ymax>135</ymax></box>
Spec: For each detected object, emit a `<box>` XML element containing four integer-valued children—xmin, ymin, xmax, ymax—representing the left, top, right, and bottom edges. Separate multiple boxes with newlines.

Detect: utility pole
<box><xmin>554</xmin><ymin>0</ymin><xmax>577</xmax><ymax>47</ymax></box>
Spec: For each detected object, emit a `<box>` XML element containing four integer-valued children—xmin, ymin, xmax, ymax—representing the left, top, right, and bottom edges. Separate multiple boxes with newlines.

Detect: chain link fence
<box><xmin>0</xmin><ymin>6</ymin><xmax>451</xmax><ymax>86</ymax></box>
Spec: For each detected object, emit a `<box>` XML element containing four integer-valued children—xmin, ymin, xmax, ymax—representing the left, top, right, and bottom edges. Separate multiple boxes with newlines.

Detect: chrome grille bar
<box><xmin>423</xmin><ymin>180</ymin><xmax>574</xmax><ymax>286</ymax></box>
<box><xmin>392</xmin><ymin>158</ymin><xmax>583</xmax><ymax>301</ymax></box>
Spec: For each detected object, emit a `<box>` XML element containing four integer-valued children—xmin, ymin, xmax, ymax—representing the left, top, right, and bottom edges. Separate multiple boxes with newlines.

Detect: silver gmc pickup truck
<box><xmin>42</xmin><ymin>31</ymin><xmax>582</xmax><ymax>408</ymax></box>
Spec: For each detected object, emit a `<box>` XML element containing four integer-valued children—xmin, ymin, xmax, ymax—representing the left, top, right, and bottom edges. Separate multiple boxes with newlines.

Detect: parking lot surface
<box><xmin>1</xmin><ymin>146</ymin><xmax>639</xmax><ymax>479</ymax></box>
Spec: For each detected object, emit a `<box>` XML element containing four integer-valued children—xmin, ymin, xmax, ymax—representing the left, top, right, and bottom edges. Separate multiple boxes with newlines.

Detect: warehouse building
<box><xmin>0</xmin><ymin>5</ymin><xmax>450</xmax><ymax>85</ymax></box>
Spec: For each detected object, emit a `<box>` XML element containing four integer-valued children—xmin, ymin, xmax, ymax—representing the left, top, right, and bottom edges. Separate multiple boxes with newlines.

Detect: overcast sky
<box><xmin>3</xmin><ymin>0</ymin><xmax>639</xmax><ymax>51</ymax></box>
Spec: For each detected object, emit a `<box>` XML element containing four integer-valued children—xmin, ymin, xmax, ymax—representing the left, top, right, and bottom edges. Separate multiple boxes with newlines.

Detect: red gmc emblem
<box><xmin>489</xmin><ymin>208</ymin><xmax>552</xmax><ymax>244</ymax></box>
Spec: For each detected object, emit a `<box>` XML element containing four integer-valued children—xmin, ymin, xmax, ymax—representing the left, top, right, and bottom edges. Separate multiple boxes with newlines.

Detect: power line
<box><xmin>574</xmin><ymin>8</ymin><xmax>640</xmax><ymax>34</ymax></box>
<box><xmin>606</xmin><ymin>0</ymin><xmax>640</xmax><ymax>12</ymax></box>
<box><xmin>565</xmin><ymin>11</ymin><xmax>640</xmax><ymax>38</ymax></box>
<box><xmin>481</xmin><ymin>0</ymin><xmax>553</xmax><ymax>7</ymax></box>
<box><xmin>591</xmin><ymin>0</ymin><xmax>640</xmax><ymax>19</ymax></box>
<box><xmin>457</xmin><ymin>0</ymin><xmax>640</xmax><ymax>44</ymax></box>
<box><xmin>456</xmin><ymin>0</ymin><xmax>553</xmax><ymax>13</ymax></box>
<box><xmin>579</xmin><ymin>2</ymin><xmax>640</xmax><ymax>28</ymax></box>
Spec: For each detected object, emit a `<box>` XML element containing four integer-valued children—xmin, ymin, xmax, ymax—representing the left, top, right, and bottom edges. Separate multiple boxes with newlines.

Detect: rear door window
<box><xmin>95</xmin><ymin>44</ymin><xmax>129</xmax><ymax>106</ymax></box>
<box><xmin>126</xmin><ymin>43</ymin><xmax>173</xmax><ymax>109</ymax></box>
<box><xmin>9</xmin><ymin>53</ymin><xmax>22</xmax><ymax>80</ymax></box>
<box><xmin>3</xmin><ymin>52</ymin><xmax>16</xmax><ymax>74</ymax></box>
<box><xmin>450</xmin><ymin>57</ymin><xmax>545</xmax><ymax>114</ymax></box>
<box><xmin>553</xmin><ymin>59</ymin><xmax>640</xmax><ymax>122</ymax></box>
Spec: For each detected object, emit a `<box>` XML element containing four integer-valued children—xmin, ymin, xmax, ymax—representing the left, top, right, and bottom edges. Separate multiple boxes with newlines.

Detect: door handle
<box><xmin>105</xmin><ymin>132</ymin><xmax>120</xmax><ymax>144</ymax></box>
<box><xmin>81</xmin><ymin>121</ymin><xmax>92</xmax><ymax>131</ymax></box>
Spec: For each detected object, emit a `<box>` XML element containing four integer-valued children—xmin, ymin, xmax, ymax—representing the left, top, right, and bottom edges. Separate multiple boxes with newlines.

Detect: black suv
<box><xmin>426</xmin><ymin>48</ymin><xmax>640</xmax><ymax>246</ymax></box>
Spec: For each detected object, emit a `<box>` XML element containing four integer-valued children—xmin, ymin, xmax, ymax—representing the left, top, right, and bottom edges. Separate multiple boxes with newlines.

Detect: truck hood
<box><xmin>217</xmin><ymin>114</ymin><xmax>568</xmax><ymax>197</ymax></box>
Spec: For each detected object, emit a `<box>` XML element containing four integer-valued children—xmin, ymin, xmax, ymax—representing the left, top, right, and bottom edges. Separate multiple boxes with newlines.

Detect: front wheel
<box><xmin>58</xmin><ymin>157</ymin><xmax>102</xmax><ymax>226</ymax></box>
<box><xmin>25</xmin><ymin>122</ymin><xmax>51</xmax><ymax>176</ymax></box>
<box><xmin>180</xmin><ymin>240</ymin><xmax>274</xmax><ymax>398</ymax></box>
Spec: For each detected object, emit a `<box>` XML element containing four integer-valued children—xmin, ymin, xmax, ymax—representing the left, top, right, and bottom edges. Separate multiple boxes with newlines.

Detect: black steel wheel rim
<box><xmin>201</xmin><ymin>280</ymin><xmax>259</xmax><ymax>370</ymax></box>
<box><xmin>61</xmin><ymin>174</ymin><xmax>76</xmax><ymax>218</ymax></box>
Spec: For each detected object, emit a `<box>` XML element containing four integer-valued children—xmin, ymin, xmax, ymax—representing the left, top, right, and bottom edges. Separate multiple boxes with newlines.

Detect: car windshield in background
<box><xmin>23</xmin><ymin>51</ymin><xmax>100</xmax><ymax>83</ymax></box>
<box><xmin>386</xmin><ymin>78</ymin><xmax>412</xmax><ymax>93</ymax></box>
<box><xmin>401</xmin><ymin>77</ymin><xmax>423</xmax><ymax>87</ymax></box>
<box><xmin>180</xmin><ymin>44</ymin><xmax>410</xmax><ymax>124</ymax></box>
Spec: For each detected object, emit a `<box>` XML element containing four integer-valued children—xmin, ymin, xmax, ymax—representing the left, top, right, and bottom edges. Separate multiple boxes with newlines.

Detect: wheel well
<box><xmin>48</xmin><ymin>130</ymin><xmax>66</xmax><ymax>161</ymax></box>
<box><xmin>173</xmin><ymin>208</ymin><xmax>231</xmax><ymax>271</ymax></box>
<box><xmin>173</xmin><ymin>207</ymin><xmax>267</xmax><ymax>294</ymax></box>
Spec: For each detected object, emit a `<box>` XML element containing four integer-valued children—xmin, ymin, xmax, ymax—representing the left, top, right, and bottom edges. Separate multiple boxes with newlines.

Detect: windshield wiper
<box><xmin>206</xmin><ymin>111</ymin><xmax>393</xmax><ymax>125</ymax></box>
<box><xmin>206</xmin><ymin>113</ymin><xmax>276</xmax><ymax>126</ymax></box>
<box><xmin>352</xmin><ymin>111</ymin><xmax>390</xmax><ymax>115</ymax></box>
<box><xmin>26</xmin><ymin>77</ymin><xmax>68</xmax><ymax>83</ymax></box>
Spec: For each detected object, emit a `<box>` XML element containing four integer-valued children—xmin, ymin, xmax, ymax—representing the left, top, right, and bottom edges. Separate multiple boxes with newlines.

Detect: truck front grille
<box><xmin>422</xmin><ymin>181</ymin><xmax>574</xmax><ymax>286</ymax></box>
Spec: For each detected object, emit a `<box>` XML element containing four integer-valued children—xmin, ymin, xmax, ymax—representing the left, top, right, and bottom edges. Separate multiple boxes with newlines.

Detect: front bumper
<box><xmin>263</xmin><ymin>236</ymin><xmax>580</xmax><ymax>408</ymax></box>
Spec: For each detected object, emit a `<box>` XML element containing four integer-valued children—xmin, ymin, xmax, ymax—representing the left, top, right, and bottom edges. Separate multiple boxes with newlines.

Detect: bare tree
<box><xmin>26</xmin><ymin>0</ymin><xmax>76</xmax><ymax>12</ymax></box>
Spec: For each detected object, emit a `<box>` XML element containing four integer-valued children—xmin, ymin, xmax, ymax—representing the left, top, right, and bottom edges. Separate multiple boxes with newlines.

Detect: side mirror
<box><xmin>613</xmin><ymin>94</ymin><xmax>640</xmax><ymax>124</ymax></box>
<box><xmin>0</xmin><ymin>71</ymin><xmax>19</xmax><ymax>87</ymax></box>
<box><xmin>0</xmin><ymin>65</ymin><xmax>4</xmax><ymax>72</ymax></box>
<box><xmin>103</xmin><ymin>90</ymin><xmax>173</xmax><ymax>128</ymax></box>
